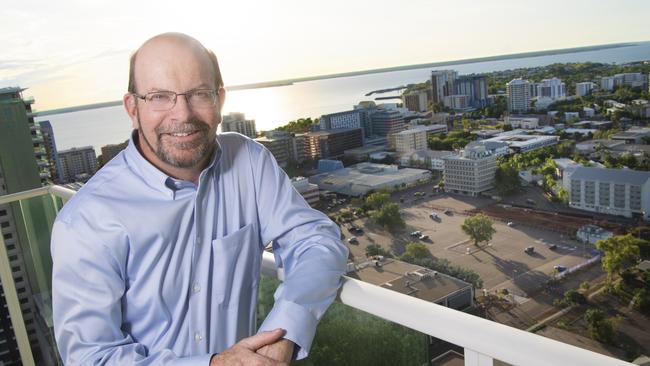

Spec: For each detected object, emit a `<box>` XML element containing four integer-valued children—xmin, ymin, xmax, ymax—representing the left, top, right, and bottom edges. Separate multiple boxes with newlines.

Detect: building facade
<box><xmin>431</xmin><ymin>70</ymin><xmax>458</xmax><ymax>104</ymax></box>
<box><xmin>575</xmin><ymin>82</ymin><xmax>595</xmax><ymax>97</ymax></box>
<box><xmin>455</xmin><ymin>75</ymin><xmax>489</xmax><ymax>108</ymax></box>
<box><xmin>442</xmin><ymin>144</ymin><xmax>497</xmax><ymax>196</ymax></box>
<box><xmin>402</xmin><ymin>90</ymin><xmax>429</xmax><ymax>113</ymax></box>
<box><xmin>291</xmin><ymin>176</ymin><xmax>320</xmax><ymax>207</ymax></box>
<box><xmin>100</xmin><ymin>140</ymin><xmax>129</xmax><ymax>165</ymax></box>
<box><xmin>600</xmin><ymin>76</ymin><xmax>615</xmax><ymax>91</ymax></box>
<box><xmin>58</xmin><ymin>146</ymin><xmax>97</xmax><ymax>183</ymax></box>
<box><xmin>370</xmin><ymin>109</ymin><xmax>406</xmax><ymax>137</ymax></box>
<box><xmin>302</xmin><ymin>128</ymin><xmax>364</xmax><ymax>160</ymax></box>
<box><xmin>507</xmin><ymin>78</ymin><xmax>531</xmax><ymax>113</ymax></box>
<box><xmin>255</xmin><ymin>131</ymin><xmax>295</xmax><ymax>166</ymax></box>
<box><xmin>388</xmin><ymin>128</ymin><xmax>428</xmax><ymax>154</ymax></box>
<box><xmin>38</xmin><ymin>120</ymin><xmax>62</xmax><ymax>183</ymax></box>
<box><xmin>220</xmin><ymin>112</ymin><xmax>257</xmax><ymax>138</ymax></box>
<box><xmin>319</xmin><ymin>110</ymin><xmax>365</xmax><ymax>132</ymax></box>
<box><xmin>568</xmin><ymin>167</ymin><xmax>650</xmax><ymax>220</ymax></box>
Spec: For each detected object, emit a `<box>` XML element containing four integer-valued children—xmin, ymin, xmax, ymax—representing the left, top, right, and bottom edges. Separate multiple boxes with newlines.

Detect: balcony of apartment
<box><xmin>0</xmin><ymin>185</ymin><xmax>637</xmax><ymax>366</ymax></box>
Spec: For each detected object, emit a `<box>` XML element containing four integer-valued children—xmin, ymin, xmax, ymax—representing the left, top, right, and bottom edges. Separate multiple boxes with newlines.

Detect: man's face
<box><xmin>124</xmin><ymin>36</ymin><xmax>225</xmax><ymax>171</ymax></box>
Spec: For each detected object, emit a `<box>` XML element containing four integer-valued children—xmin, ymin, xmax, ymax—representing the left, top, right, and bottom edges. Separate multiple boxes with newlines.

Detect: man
<box><xmin>51</xmin><ymin>33</ymin><xmax>348</xmax><ymax>365</ymax></box>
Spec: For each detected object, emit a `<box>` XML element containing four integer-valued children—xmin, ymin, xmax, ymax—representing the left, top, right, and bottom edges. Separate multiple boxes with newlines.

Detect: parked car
<box><xmin>554</xmin><ymin>265</ymin><xmax>567</xmax><ymax>272</ymax></box>
<box><xmin>429</xmin><ymin>212</ymin><xmax>439</xmax><ymax>220</ymax></box>
<box><xmin>347</xmin><ymin>236</ymin><xmax>359</xmax><ymax>244</ymax></box>
<box><xmin>524</xmin><ymin>246</ymin><xmax>535</xmax><ymax>254</ymax></box>
<box><xmin>443</xmin><ymin>208</ymin><xmax>452</xmax><ymax>215</ymax></box>
<box><xmin>410</xmin><ymin>230</ymin><xmax>422</xmax><ymax>237</ymax></box>
<box><xmin>526</xmin><ymin>198</ymin><xmax>536</xmax><ymax>205</ymax></box>
<box><xmin>419</xmin><ymin>234</ymin><xmax>430</xmax><ymax>241</ymax></box>
<box><xmin>549</xmin><ymin>244</ymin><xmax>558</xmax><ymax>250</ymax></box>
<box><xmin>507</xmin><ymin>221</ymin><xmax>514</xmax><ymax>227</ymax></box>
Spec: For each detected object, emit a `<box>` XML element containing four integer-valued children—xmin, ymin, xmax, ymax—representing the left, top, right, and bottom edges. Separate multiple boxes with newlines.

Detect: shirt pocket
<box><xmin>211</xmin><ymin>223</ymin><xmax>256</xmax><ymax>307</ymax></box>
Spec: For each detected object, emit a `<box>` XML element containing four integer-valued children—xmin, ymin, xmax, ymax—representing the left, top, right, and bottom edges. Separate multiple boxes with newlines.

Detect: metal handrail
<box><xmin>0</xmin><ymin>185</ymin><xmax>634</xmax><ymax>366</ymax></box>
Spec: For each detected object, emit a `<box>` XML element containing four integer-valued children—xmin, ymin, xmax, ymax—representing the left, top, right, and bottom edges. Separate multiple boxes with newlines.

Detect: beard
<box><xmin>137</xmin><ymin>116</ymin><xmax>216</xmax><ymax>169</ymax></box>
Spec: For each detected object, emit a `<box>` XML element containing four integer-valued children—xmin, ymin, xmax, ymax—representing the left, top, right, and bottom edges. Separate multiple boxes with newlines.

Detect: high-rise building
<box><xmin>430</xmin><ymin>70</ymin><xmax>457</xmax><ymax>104</ymax></box>
<box><xmin>254</xmin><ymin>131</ymin><xmax>295</xmax><ymax>167</ymax></box>
<box><xmin>506</xmin><ymin>78</ymin><xmax>531</xmax><ymax>113</ymax></box>
<box><xmin>402</xmin><ymin>90</ymin><xmax>429</xmax><ymax>112</ymax></box>
<box><xmin>613</xmin><ymin>73</ymin><xmax>648</xmax><ymax>90</ymax></box>
<box><xmin>370</xmin><ymin>109</ymin><xmax>406</xmax><ymax>136</ymax></box>
<box><xmin>442</xmin><ymin>94</ymin><xmax>470</xmax><ymax>110</ymax></box>
<box><xmin>319</xmin><ymin>110</ymin><xmax>365</xmax><ymax>132</ymax></box>
<box><xmin>575</xmin><ymin>82</ymin><xmax>595</xmax><ymax>97</ymax></box>
<box><xmin>600</xmin><ymin>76</ymin><xmax>615</xmax><ymax>91</ymax></box>
<box><xmin>58</xmin><ymin>146</ymin><xmax>97</xmax><ymax>183</ymax></box>
<box><xmin>536</xmin><ymin>78</ymin><xmax>566</xmax><ymax>100</ymax></box>
<box><xmin>38</xmin><ymin>120</ymin><xmax>62</xmax><ymax>183</ymax></box>
<box><xmin>455</xmin><ymin>75</ymin><xmax>489</xmax><ymax>108</ymax></box>
<box><xmin>0</xmin><ymin>87</ymin><xmax>58</xmax><ymax>365</ymax></box>
<box><xmin>291</xmin><ymin>177</ymin><xmax>320</xmax><ymax>207</ymax></box>
<box><xmin>220</xmin><ymin>112</ymin><xmax>257</xmax><ymax>138</ymax></box>
<box><xmin>442</xmin><ymin>144</ymin><xmax>497</xmax><ymax>196</ymax></box>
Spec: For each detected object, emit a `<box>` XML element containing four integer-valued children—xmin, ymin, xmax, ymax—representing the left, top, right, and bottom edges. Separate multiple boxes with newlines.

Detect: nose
<box><xmin>169</xmin><ymin>93</ymin><xmax>193</xmax><ymax>120</ymax></box>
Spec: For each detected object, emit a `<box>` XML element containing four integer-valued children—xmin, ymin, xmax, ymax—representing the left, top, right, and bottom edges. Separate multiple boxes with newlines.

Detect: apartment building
<box><xmin>442</xmin><ymin>144</ymin><xmax>497</xmax><ymax>196</ymax></box>
<box><xmin>575</xmin><ymin>82</ymin><xmax>596</xmax><ymax>97</ymax></box>
<box><xmin>220</xmin><ymin>112</ymin><xmax>257</xmax><ymax>138</ymax></box>
<box><xmin>402</xmin><ymin>90</ymin><xmax>429</xmax><ymax>113</ymax></box>
<box><xmin>58</xmin><ymin>146</ymin><xmax>97</xmax><ymax>183</ymax></box>
<box><xmin>291</xmin><ymin>176</ymin><xmax>320</xmax><ymax>207</ymax></box>
<box><xmin>302</xmin><ymin>128</ymin><xmax>363</xmax><ymax>160</ymax></box>
<box><xmin>506</xmin><ymin>78</ymin><xmax>531</xmax><ymax>113</ymax></box>
<box><xmin>568</xmin><ymin>167</ymin><xmax>650</xmax><ymax>220</ymax></box>
<box><xmin>370</xmin><ymin>109</ymin><xmax>406</xmax><ymax>137</ymax></box>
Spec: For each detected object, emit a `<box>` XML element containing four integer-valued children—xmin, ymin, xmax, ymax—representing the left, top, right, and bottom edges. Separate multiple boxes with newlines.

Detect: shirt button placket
<box><xmin>192</xmin><ymin>282</ymin><xmax>201</xmax><ymax>293</ymax></box>
<box><xmin>194</xmin><ymin>332</ymin><xmax>203</xmax><ymax>343</ymax></box>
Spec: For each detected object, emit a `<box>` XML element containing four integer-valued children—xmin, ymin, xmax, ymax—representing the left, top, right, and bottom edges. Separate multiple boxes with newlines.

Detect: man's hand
<box><xmin>210</xmin><ymin>329</ymin><xmax>289</xmax><ymax>366</ymax></box>
<box><xmin>256</xmin><ymin>338</ymin><xmax>295</xmax><ymax>364</ymax></box>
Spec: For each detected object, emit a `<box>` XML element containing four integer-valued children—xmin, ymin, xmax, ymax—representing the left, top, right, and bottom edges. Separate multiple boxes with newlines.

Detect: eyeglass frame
<box><xmin>131</xmin><ymin>88</ymin><xmax>220</xmax><ymax>111</ymax></box>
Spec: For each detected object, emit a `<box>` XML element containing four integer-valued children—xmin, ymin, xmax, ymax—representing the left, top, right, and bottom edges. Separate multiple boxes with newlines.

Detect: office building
<box><xmin>442</xmin><ymin>144</ymin><xmax>497</xmax><ymax>196</ymax></box>
<box><xmin>568</xmin><ymin>167</ymin><xmax>650</xmax><ymax>220</ymax></box>
<box><xmin>38</xmin><ymin>121</ymin><xmax>62</xmax><ymax>183</ymax></box>
<box><xmin>455</xmin><ymin>75</ymin><xmax>489</xmax><ymax>108</ymax></box>
<box><xmin>0</xmin><ymin>87</ymin><xmax>57</xmax><ymax>365</ymax></box>
<box><xmin>431</xmin><ymin>70</ymin><xmax>458</xmax><ymax>104</ymax></box>
<box><xmin>442</xmin><ymin>94</ymin><xmax>469</xmax><ymax>110</ymax></box>
<box><xmin>370</xmin><ymin>109</ymin><xmax>406</xmax><ymax>137</ymax></box>
<box><xmin>402</xmin><ymin>90</ymin><xmax>429</xmax><ymax>113</ymax></box>
<box><xmin>302</xmin><ymin>128</ymin><xmax>363</xmax><ymax>160</ymax></box>
<box><xmin>507</xmin><ymin>78</ymin><xmax>531</xmax><ymax>113</ymax></box>
<box><xmin>505</xmin><ymin>116</ymin><xmax>539</xmax><ymax>129</ymax></box>
<box><xmin>255</xmin><ymin>131</ymin><xmax>295</xmax><ymax>167</ymax></box>
<box><xmin>400</xmin><ymin>150</ymin><xmax>456</xmax><ymax>170</ymax></box>
<box><xmin>319</xmin><ymin>110</ymin><xmax>365</xmax><ymax>132</ymax></box>
<box><xmin>575</xmin><ymin>82</ymin><xmax>595</xmax><ymax>97</ymax></box>
<box><xmin>220</xmin><ymin>112</ymin><xmax>257</xmax><ymax>138</ymax></box>
<box><xmin>482</xmin><ymin>134</ymin><xmax>558</xmax><ymax>154</ymax></box>
<box><xmin>58</xmin><ymin>146</ymin><xmax>97</xmax><ymax>183</ymax></box>
<box><xmin>388</xmin><ymin>127</ymin><xmax>428</xmax><ymax>154</ymax></box>
<box><xmin>536</xmin><ymin>78</ymin><xmax>566</xmax><ymax>100</ymax></box>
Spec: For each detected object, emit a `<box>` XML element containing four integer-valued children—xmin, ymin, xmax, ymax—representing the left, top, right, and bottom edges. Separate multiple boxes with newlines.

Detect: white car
<box><xmin>347</xmin><ymin>236</ymin><xmax>358</xmax><ymax>244</ymax></box>
<box><xmin>410</xmin><ymin>230</ymin><xmax>422</xmax><ymax>237</ymax></box>
<box><xmin>507</xmin><ymin>221</ymin><xmax>514</xmax><ymax>227</ymax></box>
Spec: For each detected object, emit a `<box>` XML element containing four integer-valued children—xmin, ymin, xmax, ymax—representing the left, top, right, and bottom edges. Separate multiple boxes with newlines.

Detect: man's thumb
<box><xmin>240</xmin><ymin>329</ymin><xmax>285</xmax><ymax>350</ymax></box>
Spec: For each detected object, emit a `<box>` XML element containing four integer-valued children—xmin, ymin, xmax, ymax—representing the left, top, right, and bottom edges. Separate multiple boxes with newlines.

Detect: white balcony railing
<box><xmin>0</xmin><ymin>185</ymin><xmax>635</xmax><ymax>366</ymax></box>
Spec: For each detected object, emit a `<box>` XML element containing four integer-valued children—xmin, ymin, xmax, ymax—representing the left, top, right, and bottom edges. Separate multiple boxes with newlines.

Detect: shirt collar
<box><xmin>124</xmin><ymin>130</ymin><xmax>221</xmax><ymax>197</ymax></box>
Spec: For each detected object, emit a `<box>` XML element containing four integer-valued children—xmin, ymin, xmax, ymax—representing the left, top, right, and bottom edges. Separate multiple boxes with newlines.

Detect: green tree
<box><xmin>495</xmin><ymin>161</ymin><xmax>520</xmax><ymax>195</ymax></box>
<box><xmin>366</xmin><ymin>191</ymin><xmax>391</xmax><ymax>210</ymax></box>
<box><xmin>371</xmin><ymin>203</ymin><xmax>405</xmax><ymax>233</ymax></box>
<box><xmin>632</xmin><ymin>288</ymin><xmax>650</xmax><ymax>314</ymax></box>
<box><xmin>596</xmin><ymin>234</ymin><xmax>641</xmax><ymax>283</ymax></box>
<box><xmin>400</xmin><ymin>242</ymin><xmax>430</xmax><ymax>261</ymax></box>
<box><xmin>584</xmin><ymin>309</ymin><xmax>616</xmax><ymax>344</ymax></box>
<box><xmin>365</xmin><ymin>244</ymin><xmax>393</xmax><ymax>258</ymax></box>
<box><xmin>461</xmin><ymin>214</ymin><xmax>496</xmax><ymax>246</ymax></box>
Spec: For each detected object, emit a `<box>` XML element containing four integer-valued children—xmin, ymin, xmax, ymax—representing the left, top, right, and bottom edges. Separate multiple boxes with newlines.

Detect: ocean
<box><xmin>36</xmin><ymin>42</ymin><xmax>650</xmax><ymax>155</ymax></box>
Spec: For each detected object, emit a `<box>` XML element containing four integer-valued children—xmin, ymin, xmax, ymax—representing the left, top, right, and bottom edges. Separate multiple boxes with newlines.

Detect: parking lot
<box><xmin>344</xmin><ymin>192</ymin><xmax>596</xmax><ymax>299</ymax></box>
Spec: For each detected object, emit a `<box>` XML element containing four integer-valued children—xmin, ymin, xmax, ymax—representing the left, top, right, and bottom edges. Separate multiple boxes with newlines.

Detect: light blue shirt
<box><xmin>51</xmin><ymin>132</ymin><xmax>348</xmax><ymax>365</ymax></box>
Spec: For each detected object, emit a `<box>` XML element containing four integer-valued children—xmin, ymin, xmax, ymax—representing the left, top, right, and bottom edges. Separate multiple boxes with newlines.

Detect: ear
<box><xmin>123</xmin><ymin>93</ymin><xmax>139</xmax><ymax>129</ymax></box>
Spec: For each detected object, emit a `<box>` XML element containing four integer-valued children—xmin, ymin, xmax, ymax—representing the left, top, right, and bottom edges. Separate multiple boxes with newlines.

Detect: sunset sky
<box><xmin>2</xmin><ymin>0</ymin><xmax>650</xmax><ymax>111</ymax></box>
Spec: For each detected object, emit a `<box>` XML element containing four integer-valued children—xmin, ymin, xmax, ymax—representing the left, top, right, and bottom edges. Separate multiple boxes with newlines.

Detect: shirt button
<box><xmin>192</xmin><ymin>283</ymin><xmax>201</xmax><ymax>293</ymax></box>
<box><xmin>194</xmin><ymin>332</ymin><xmax>203</xmax><ymax>342</ymax></box>
<box><xmin>196</xmin><ymin>236</ymin><xmax>201</xmax><ymax>244</ymax></box>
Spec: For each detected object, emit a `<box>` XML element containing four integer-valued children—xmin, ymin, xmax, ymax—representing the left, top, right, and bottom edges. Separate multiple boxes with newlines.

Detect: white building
<box><xmin>482</xmin><ymin>134</ymin><xmax>559</xmax><ymax>154</ymax></box>
<box><xmin>575</xmin><ymin>82</ymin><xmax>595</xmax><ymax>97</ymax></box>
<box><xmin>400</xmin><ymin>150</ymin><xmax>456</xmax><ymax>170</ymax></box>
<box><xmin>291</xmin><ymin>176</ymin><xmax>320</xmax><ymax>207</ymax></box>
<box><xmin>320</xmin><ymin>110</ymin><xmax>365</xmax><ymax>131</ymax></box>
<box><xmin>536</xmin><ymin>77</ymin><xmax>566</xmax><ymax>100</ymax></box>
<box><xmin>569</xmin><ymin>167</ymin><xmax>650</xmax><ymax>220</ymax></box>
<box><xmin>388</xmin><ymin>128</ymin><xmax>428</xmax><ymax>154</ymax></box>
<box><xmin>402</xmin><ymin>90</ymin><xmax>429</xmax><ymax>113</ymax></box>
<box><xmin>466</xmin><ymin>140</ymin><xmax>509</xmax><ymax>157</ymax></box>
<box><xmin>564</xmin><ymin>111</ymin><xmax>580</xmax><ymax>120</ymax></box>
<box><xmin>600</xmin><ymin>76</ymin><xmax>615</xmax><ymax>91</ymax></box>
<box><xmin>507</xmin><ymin>78</ymin><xmax>531</xmax><ymax>113</ymax></box>
<box><xmin>583</xmin><ymin>107</ymin><xmax>595</xmax><ymax>117</ymax></box>
<box><xmin>614</xmin><ymin>73</ymin><xmax>648</xmax><ymax>89</ymax></box>
<box><xmin>442</xmin><ymin>144</ymin><xmax>497</xmax><ymax>196</ymax></box>
<box><xmin>505</xmin><ymin>116</ymin><xmax>539</xmax><ymax>129</ymax></box>
<box><xmin>576</xmin><ymin>224</ymin><xmax>614</xmax><ymax>245</ymax></box>
<box><xmin>58</xmin><ymin>146</ymin><xmax>97</xmax><ymax>183</ymax></box>
<box><xmin>443</xmin><ymin>94</ymin><xmax>470</xmax><ymax>110</ymax></box>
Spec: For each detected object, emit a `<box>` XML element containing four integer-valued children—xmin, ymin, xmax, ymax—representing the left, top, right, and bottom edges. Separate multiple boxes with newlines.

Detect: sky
<box><xmin>2</xmin><ymin>0</ymin><xmax>650</xmax><ymax>111</ymax></box>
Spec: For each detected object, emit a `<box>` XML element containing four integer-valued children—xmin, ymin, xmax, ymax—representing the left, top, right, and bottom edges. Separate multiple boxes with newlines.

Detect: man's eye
<box><xmin>148</xmin><ymin>93</ymin><xmax>171</xmax><ymax>102</ymax></box>
<box><xmin>193</xmin><ymin>91</ymin><xmax>212</xmax><ymax>99</ymax></box>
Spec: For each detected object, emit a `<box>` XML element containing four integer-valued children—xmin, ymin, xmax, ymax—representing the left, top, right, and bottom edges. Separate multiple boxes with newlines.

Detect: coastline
<box><xmin>36</xmin><ymin>41</ymin><xmax>641</xmax><ymax>116</ymax></box>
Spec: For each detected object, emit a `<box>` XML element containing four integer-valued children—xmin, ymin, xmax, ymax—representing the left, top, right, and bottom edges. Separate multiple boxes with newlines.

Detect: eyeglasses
<box><xmin>133</xmin><ymin>89</ymin><xmax>219</xmax><ymax>111</ymax></box>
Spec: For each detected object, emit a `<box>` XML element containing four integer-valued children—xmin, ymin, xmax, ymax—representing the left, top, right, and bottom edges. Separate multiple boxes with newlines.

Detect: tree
<box><xmin>584</xmin><ymin>309</ymin><xmax>616</xmax><ymax>344</ymax></box>
<box><xmin>495</xmin><ymin>162</ymin><xmax>520</xmax><ymax>195</ymax></box>
<box><xmin>401</xmin><ymin>243</ymin><xmax>430</xmax><ymax>261</ymax></box>
<box><xmin>596</xmin><ymin>234</ymin><xmax>641</xmax><ymax>283</ymax></box>
<box><xmin>461</xmin><ymin>214</ymin><xmax>496</xmax><ymax>246</ymax></box>
<box><xmin>366</xmin><ymin>191</ymin><xmax>391</xmax><ymax>210</ymax></box>
<box><xmin>371</xmin><ymin>203</ymin><xmax>405</xmax><ymax>233</ymax></box>
<box><xmin>365</xmin><ymin>244</ymin><xmax>393</xmax><ymax>258</ymax></box>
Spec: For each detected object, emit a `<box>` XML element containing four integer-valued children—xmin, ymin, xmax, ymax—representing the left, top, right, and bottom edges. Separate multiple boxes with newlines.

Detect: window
<box><xmin>0</xmin><ymin>209</ymin><xmax>6</xmax><ymax>216</ymax></box>
<box><xmin>0</xmin><ymin>221</ymin><xmax>9</xmax><ymax>228</ymax></box>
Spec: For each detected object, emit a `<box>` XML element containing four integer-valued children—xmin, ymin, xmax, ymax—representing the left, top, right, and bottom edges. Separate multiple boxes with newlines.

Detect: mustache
<box><xmin>156</xmin><ymin>118</ymin><xmax>210</xmax><ymax>135</ymax></box>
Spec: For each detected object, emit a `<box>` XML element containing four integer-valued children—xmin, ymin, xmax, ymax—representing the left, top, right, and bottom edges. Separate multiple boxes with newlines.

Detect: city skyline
<box><xmin>2</xmin><ymin>0</ymin><xmax>650</xmax><ymax>111</ymax></box>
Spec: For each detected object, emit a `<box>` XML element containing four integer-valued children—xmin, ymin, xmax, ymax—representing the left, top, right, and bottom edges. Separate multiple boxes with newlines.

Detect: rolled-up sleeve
<box><xmin>51</xmin><ymin>218</ymin><xmax>212</xmax><ymax>366</ymax></box>
<box><xmin>251</xmin><ymin>144</ymin><xmax>348</xmax><ymax>359</ymax></box>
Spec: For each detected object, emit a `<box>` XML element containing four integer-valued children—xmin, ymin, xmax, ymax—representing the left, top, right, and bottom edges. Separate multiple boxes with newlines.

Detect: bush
<box><xmin>553</xmin><ymin>298</ymin><xmax>568</xmax><ymax>308</ymax></box>
<box><xmin>585</xmin><ymin>309</ymin><xmax>616</xmax><ymax>344</ymax></box>
<box><xmin>564</xmin><ymin>289</ymin><xmax>587</xmax><ymax>305</ymax></box>
<box><xmin>580</xmin><ymin>281</ymin><xmax>590</xmax><ymax>291</ymax></box>
<box><xmin>365</xmin><ymin>244</ymin><xmax>393</xmax><ymax>258</ymax></box>
<box><xmin>632</xmin><ymin>288</ymin><xmax>650</xmax><ymax>314</ymax></box>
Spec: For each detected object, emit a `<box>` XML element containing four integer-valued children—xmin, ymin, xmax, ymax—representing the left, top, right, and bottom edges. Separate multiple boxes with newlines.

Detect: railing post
<box><xmin>0</xmin><ymin>229</ymin><xmax>36</xmax><ymax>365</ymax></box>
<box><xmin>464</xmin><ymin>349</ymin><xmax>493</xmax><ymax>366</ymax></box>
